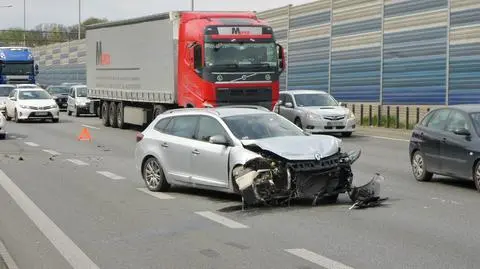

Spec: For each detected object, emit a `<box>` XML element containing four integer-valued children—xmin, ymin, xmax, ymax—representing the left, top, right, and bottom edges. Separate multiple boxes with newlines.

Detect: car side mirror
<box><xmin>453</xmin><ymin>128</ymin><xmax>470</xmax><ymax>136</ymax></box>
<box><xmin>35</xmin><ymin>64</ymin><xmax>39</xmax><ymax>75</ymax></box>
<box><xmin>338</xmin><ymin>102</ymin><xmax>343</xmax><ymax>106</ymax></box>
<box><xmin>209</xmin><ymin>134</ymin><xmax>229</xmax><ymax>146</ymax></box>
<box><xmin>285</xmin><ymin>102</ymin><xmax>293</xmax><ymax>108</ymax></box>
<box><xmin>9</xmin><ymin>97</ymin><xmax>16</xmax><ymax>101</ymax></box>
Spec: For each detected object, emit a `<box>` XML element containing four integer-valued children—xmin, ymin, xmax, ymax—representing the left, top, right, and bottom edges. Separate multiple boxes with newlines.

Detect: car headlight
<box><xmin>20</xmin><ymin>105</ymin><xmax>28</xmax><ymax>109</ymax></box>
<box><xmin>347</xmin><ymin>110</ymin><xmax>355</xmax><ymax>119</ymax></box>
<box><xmin>307</xmin><ymin>111</ymin><xmax>321</xmax><ymax>119</ymax></box>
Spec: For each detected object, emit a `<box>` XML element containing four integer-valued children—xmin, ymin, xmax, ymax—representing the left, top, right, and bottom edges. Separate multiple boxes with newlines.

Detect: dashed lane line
<box><xmin>285</xmin><ymin>248</ymin><xmax>355</xmax><ymax>269</ymax></box>
<box><xmin>96</xmin><ymin>171</ymin><xmax>125</xmax><ymax>180</ymax></box>
<box><xmin>42</xmin><ymin>149</ymin><xmax>60</xmax><ymax>155</ymax></box>
<box><xmin>82</xmin><ymin>124</ymin><xmax>100</xmax><ymax>130</ymax></box>
<box><xmin>66</xmin><ymin>159</ymin><xmax>89</xmax><ymax>166</ymax></box>
<box><xmin>0</xmin><ymin>169</ymin><xmax>100</xmax><ymax>269</ymax></box>
<box><xmin>136</xmin><ymin>188</ymin><xmax>175</xmax><ymax>199</ymax></box>
<box><xmin>24</xmin><ymin>142</ymin><xmax>39</xmax><ymax>147</ymax></box>
<box><xmin>195</xmin><ymin>211</ymin><xmax>249</xmax><ymax>229</ymax></box>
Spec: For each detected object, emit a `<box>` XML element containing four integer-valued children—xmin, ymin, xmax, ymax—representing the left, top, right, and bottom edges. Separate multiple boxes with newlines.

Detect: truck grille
<box><xmin>215</xmin><ymin>88</ymin><xmax>272</xmax><ymax>108</ymax></box>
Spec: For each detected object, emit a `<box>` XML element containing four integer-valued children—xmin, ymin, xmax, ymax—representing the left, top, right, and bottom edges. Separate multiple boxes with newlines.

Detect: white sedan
<box><xmin>0</xmin><ymin>112</ymin><xmax>6</xmax><ymax>139</ymax></box>
<box><xmin>5</xmin><ymin>88</ymin><xmax>60</xmax><ymax>123</ymax></box>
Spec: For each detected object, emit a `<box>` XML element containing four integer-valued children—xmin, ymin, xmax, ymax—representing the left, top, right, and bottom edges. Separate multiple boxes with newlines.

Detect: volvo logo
<box><xmin>265</xmin><ymin>74</ymin><xmax>271</xmax><ymax>80</ymax></box>
<box><xmin>216</xmin><ymin>74</ymin><xmax>223</xmax><ymax>81</ymax></box>
<box><xmin>314</xmin><ymin>153</ymin><xmax>322</xmax><ymax>161</ymax></box>
<box><xmin>241</xmin><ymin>75</ymin><xmax>247</xmax><ymax>80</ymax></box>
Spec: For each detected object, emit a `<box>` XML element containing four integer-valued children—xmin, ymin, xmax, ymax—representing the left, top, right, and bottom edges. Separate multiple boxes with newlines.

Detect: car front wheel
<box><xmin>473</xmin><ymin>162</ymin><xmax>480</xmax><ymax>192</ymax></box>
<box><xmin>142</xmin><ymin>157</ymin><xmax>170</xmax><ymax>192</ymax></box>
<box><xmin>411</xmin><ymin>151</ymin><xmax>433</xmax><ymax>182</ymax></box>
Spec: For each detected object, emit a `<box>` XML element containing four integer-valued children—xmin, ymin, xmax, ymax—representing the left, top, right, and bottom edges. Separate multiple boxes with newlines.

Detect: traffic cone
<box><xmin>77</xmin><ymin>127</ymin><xmax>92</xmax><ymax>141</ymax></box>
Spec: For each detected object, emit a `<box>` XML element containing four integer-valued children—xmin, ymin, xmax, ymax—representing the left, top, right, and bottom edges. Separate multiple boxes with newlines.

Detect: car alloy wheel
<box><xmin>474</xmin><ymin>162</ymin><xmax>480</xmax><ymax>192</ymax></box>
<box><xmin>412</xmin><ymin>151</ymin><xmax>432</xmax><ymax>182</ymax></box>
<box><xmin>143</xmin><ymin>157</ymin><xmax>170</xmax><ymax>192</ymax></box>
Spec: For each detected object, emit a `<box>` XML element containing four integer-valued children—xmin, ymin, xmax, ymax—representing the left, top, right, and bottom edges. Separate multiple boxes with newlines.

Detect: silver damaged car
<box><xmin>134</xmin><ymin>106</ymin><xmax>384</xmax><ymax>208</ymax></box>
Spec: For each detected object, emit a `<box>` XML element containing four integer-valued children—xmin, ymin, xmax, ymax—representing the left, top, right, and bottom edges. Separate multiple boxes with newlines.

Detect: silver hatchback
<box><xmin>134</xmin><ymin>106</ymin><xmax>378</xmax><ymax>206</ymax></box>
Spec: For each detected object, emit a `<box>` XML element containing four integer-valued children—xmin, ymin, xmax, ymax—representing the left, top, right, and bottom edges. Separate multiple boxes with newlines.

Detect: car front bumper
<box><xmin>302</xmin><ymin>117</ymin><xmax>356</xmax><ymax>133</ymax></box>
<box><xmin>16</xmin><ymin>107</ymin><xmax>60</xmax><ymax>120</ymax></box>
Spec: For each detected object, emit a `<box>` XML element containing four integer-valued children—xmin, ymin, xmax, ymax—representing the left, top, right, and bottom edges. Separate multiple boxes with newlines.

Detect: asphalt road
<box><xmin>1</xmin><ymin>113</ymin><xmax>480</xmax><ymax>269</ymax></box>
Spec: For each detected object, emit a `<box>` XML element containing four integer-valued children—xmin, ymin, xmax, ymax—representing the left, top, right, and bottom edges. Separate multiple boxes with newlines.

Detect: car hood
<box><xmin>18</xmin><ymin>99</ymin><xmax>56</xmax><ymax>106</ymax></box>
<box><xmin>242</xmin><ymin>135</ymin><xmax>342</xmax><ymax>161</ymax></box>
<box><xmin>298</xmin><ymin>106</ymin><xmax>348</xmax><ymax>116</ymax></box>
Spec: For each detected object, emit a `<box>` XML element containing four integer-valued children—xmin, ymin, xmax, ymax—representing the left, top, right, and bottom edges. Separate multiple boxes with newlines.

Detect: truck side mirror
<box><xmin>35</xmin><ymin>64</ymin><xmax>39</xmax><ymax>75</ymax></box>
<box><xmin>276</xmin><ymin>43</ymin><xmax>285</xmax><ymax>72</ymax></box>
<box><xmin>193</xmin><ymin>44</ymin><xmax>202</xmax><ymax>74</ymax></box>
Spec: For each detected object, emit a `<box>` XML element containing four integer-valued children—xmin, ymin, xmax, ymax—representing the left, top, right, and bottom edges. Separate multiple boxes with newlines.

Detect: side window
<box><xmin>196</xmin><ymin>116</ymin><xmax>228</xmax><ymax>142</ymax></box>
<box><xmin>426</xmin><ymin>109</ymin><xmax>451</xmax><ymax>131</ymax></box>
<box><xmin>168</xmin><ymin>116</ymin><xmax>198</xmax><ymax>139</ymax></box>
<box><xmin>153</xmin><ymin>117</ymin><xmax>172</xmax><ymax>133</ymax></box>
<box><xmin>279</xmin><ymin>93</ymin><xmax>286</xmax><ymax>105</ymax></box>
<box><xmin>419</xmin><ymin>110</ymin><xmax>435</xmax><ymax>126</ymax></box>
<box><xmin>8</xmin><ymin>90</ymin><xmax>15</xmax><ymax>98</ymax></box>
<box><xmin>446</xmin><ymin>111</ymin><xmax>468</xmax><ymax>132</ymax></box>
<box><xmin>284</xmin><ymin>94</ymin><xmax>293</xmax><ymax>105</ymax></box>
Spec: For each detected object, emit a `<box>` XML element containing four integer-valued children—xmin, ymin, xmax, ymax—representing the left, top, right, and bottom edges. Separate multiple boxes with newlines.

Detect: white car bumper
<box><xmin>303</xmin><ymin>117</ymin><xmax>356</xmax><ymax>134</ymax></box>
<box><xmin>16</xmin><ymin>107</ymin><xmax>60</xmax><ymax>120</ymax></box>
<box><xmin>0</xmin><ymin>117</ymin><xmax>6</xmax><ymax>135</ymax></box>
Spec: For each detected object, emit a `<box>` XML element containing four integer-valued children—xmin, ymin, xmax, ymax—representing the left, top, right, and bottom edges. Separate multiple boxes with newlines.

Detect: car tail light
<box><xmin>136</xmin><ymin>132</ymin><xmax>144</xmax><ymax>142</ymax></box>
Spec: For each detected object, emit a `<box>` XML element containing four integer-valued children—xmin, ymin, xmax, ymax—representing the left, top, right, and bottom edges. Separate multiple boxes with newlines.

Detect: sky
<box><xmin>0</xmin><ymin>0</ymin><xmax>315</xmax><ymax>29</ymax></box>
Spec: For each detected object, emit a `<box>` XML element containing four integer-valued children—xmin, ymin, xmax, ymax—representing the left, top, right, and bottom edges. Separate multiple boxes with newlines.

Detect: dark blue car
<box><xmin>409</xmin><ymin>105</ymin><xmax>480</xmax><ymax>192</ymax></box>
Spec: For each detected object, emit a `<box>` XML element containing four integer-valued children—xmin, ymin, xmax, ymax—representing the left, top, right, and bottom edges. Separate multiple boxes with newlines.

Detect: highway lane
<box><xmin>1</xmin><ymin>114</ymin><xmax>480</xmax><ymax>269</ymax></box>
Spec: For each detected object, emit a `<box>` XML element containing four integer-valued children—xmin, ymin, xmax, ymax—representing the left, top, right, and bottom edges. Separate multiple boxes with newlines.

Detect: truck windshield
<box><xmin>77</xmin><ymin>88</ymin><xmax>88</xmax><ymax>97</ymax></box>
<box><xmin>48</xmin><ymin>87</ymin><xmax>70</xmax><ymax>95</ymax></box>
<box><xmin>0</xmin><ymin>63</ymin><xmax>33</xmax><ymax>75</ymax></box>
<box><xmin>205</xmin><ymin>42</ymin><xmax>277</xmax><ymax>71</ymax></box>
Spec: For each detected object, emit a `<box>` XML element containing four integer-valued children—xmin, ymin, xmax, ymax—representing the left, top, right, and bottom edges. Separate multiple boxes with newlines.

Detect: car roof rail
<box><xmin>217</xmin><ymin>105</ymin><xmax>270</xmax><ymax>111</ymax></box>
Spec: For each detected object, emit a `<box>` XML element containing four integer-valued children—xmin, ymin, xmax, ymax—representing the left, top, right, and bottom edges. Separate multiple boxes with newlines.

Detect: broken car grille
<box><xmin>287</xmin><ymin>153</ymin><xmax>341</xmax><ymax>172</ymax></box>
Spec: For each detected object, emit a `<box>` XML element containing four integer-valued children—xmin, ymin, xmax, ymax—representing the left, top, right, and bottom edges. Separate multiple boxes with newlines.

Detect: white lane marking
<box><xmin>137</xmin><ymin>188</ymin><xmax>175</xmax><ymax>199</ymax></box>
<box><xmin>66</xmin><ymin>159</ymin><xmax>89</xmax><ymax>166</ymax></box>
<box><xmin>81</xmin><ymin>124</ymin><xmax>100</xmax><ymax>130</ymax></box>
<box><xmin>0</xmin><ymin>169</ymin><xmax>100</xmax><ymax>269</ymax></box>
<box><xmin>96</xmin><ymin>171</ymin><xmax>125</xmax><ymax>180</ymax></box>
<box><xmin>42</xmin><ymin>149</ymin><xmax>60</xmax><ymax>155</ymax></box>
<box><xmin>195</xmin><ymin>211</ymin><xmax>248</xmax><ymax>229</ymax></box>
<box><xmin>285</xmin><ymin>248</ymin><xmax>355</xmax><ymax>269</ymax></box>
<box><xmin>0</xmin><ymin>239</ymin><xmax>19</xmax><ymax>269</ymax></box>
<box><xmin>361</xmin><ymin>135</ymin><xmax>409</xmax><ymax>142</ymax></box>
<box><xmin>24</xmin><ymin>142</ymin><xmax>39</xmax><ymax>147</ymax></box>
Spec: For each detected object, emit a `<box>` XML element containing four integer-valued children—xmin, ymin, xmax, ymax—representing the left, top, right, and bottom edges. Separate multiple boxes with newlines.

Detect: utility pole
<box><xmin>191</xmin><ymin>0</ymin><xmax>194</xmax><ymax>11</ymax></box>
<box><xmin>23</xmin><ymin>0</ymin><xmax>26</xmax><ymax>46</ymax></box>
<box><xmin>78</xmin><ymin>0</ymin><xmax>81</xmax><ymax>39</ymax></box>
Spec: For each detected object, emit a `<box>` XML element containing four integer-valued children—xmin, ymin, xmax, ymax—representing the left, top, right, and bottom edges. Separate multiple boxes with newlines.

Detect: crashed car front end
<box><xmin>233</xmin><ymin>136</ymin><xmax>382</xmax><ymax>208</ymax></box>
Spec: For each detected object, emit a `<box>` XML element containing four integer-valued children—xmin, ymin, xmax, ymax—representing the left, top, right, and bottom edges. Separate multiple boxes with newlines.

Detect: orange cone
<box><xmin>77</xmin><ymin>127</ymin><xmax>92</xmax><ymax>141</ymax></box>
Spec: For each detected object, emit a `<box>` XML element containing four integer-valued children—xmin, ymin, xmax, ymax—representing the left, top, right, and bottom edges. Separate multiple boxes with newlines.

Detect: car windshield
<box><xmin>222</xmin><ymin>113</ymin><xmax>305</xmax><ymax>140</ymax></box>
<box><xmin>205</xmin><ymin>42</ymin><xmax>278</xmax><ymax>71</ymax></box>
<box><xmin>294</xmin><ymin>93</ymin><xmax>338</xmax><ymax>107</ymax></box>
<box><xmin>0</xmin><ymin>63</ymin><xmax>33</xmax><ymax>75</ymax></box>
<box><xmin>48</xmin><ymin>87</ymin><xmax>70</xmax><ymax>94</ymax></box>
<box><xmin>76</xmin><ymin>87</ymin><xmax>88</xmax><ymax>97</ymax></box>
<box><xmin>0</xmin><ymin>86</ymin><xmax>14</xmax><ymax>97</ymax></box>
<box><xmin>18</xmin><ymin>90</ymin><xmax>51</xmax><ymax>100</ymax></box>
<box><xmin>470</xmin><ymin>112</ymin><xmax>480</xmax><ymax>136</ymax></box>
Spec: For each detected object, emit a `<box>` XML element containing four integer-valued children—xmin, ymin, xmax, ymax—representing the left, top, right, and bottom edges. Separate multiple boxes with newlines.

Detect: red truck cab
<box><xmin>176</xmin><ymin>11</ymin><xmax>285</xmax><ymax>110</ymax></box>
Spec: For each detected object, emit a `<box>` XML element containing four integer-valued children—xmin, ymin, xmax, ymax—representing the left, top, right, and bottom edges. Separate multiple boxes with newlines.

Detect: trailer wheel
<box><xmin>116</xmin><ymin>103</ymin><xmax>125</xmax><ymax>129</ymax></box>
<box><xmin>109</xmin><ymin>102</ymin><xmax>118</xmax><ymax>128</ymax></box>
<box><xmin>153</xmin><ymin>105</ymin><xmax>167</xmax><ymax>118</ymax></box>
<box><xmin>101</xmin><ymin>101</ymin><xmax>110</xmax><ymax>126</ymax></box>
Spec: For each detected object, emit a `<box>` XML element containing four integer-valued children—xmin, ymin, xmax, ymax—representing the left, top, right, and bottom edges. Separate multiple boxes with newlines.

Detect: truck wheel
<box><xmin>116</xmin><ymin>103</ymin><xmax>125</xmax><ymax>129</ymax></box>
<box><xmin>101</xmin><ymin>101</ymin><xmax>110</xmax><ymax>126</ymax></box>
<box><xmin>109</xmin><ymin>102</ymin><xmax>118</xmax><ymax>128</ymax></box>
<box><xmin>153</xmin><ymin>105</ymin><xmax>167</xmax><ymax>118</ymax></box>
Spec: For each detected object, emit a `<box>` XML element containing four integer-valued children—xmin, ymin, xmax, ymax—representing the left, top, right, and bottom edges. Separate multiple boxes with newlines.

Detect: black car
<box><xmin>409</xmin><ymin>105</ymin><xmax>480</xmax><ymax>191</ymax></box>
<box><xmin>46</xmin><ymin>85</ymin><xmax>70</xmax><ymax>111</ymax></box>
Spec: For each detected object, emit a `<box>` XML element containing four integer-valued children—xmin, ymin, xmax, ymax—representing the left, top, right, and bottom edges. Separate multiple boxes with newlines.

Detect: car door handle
<box><xmin>192</xmin><ymin>149</ymin><xmax>200</xmax><ymax>155</ymax></box>
<box><xmin>161</xmin><ymin>142</ymin><xmax>168</xmax><ymax>148</ymax></box>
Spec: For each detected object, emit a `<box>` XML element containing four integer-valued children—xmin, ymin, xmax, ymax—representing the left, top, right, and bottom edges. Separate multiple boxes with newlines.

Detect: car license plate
<box><xmin>36</xmin><ymin>112</ymin><xmax>48</xmax><ymax>116</ymax></box>
<box><xmin>327</xmin><ymin>121</ymin><xmax>343</xmax><ymax>126</ymax></box>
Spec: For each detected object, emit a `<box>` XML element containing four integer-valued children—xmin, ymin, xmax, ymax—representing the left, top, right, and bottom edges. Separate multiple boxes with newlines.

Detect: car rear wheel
<box><xmin>142</xmin><ymin>157</ymin><xmax>170</xmax><ymax>192</ymax></box>
<box><xmin>473</xmin><ymin>162</ymin><xmax>480</xmax><ymax>192</ymax></box>
<box><xmin>411</xmin><ymin>151</ymin><xmax>433</xmax><ymax>182</ymax></box>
